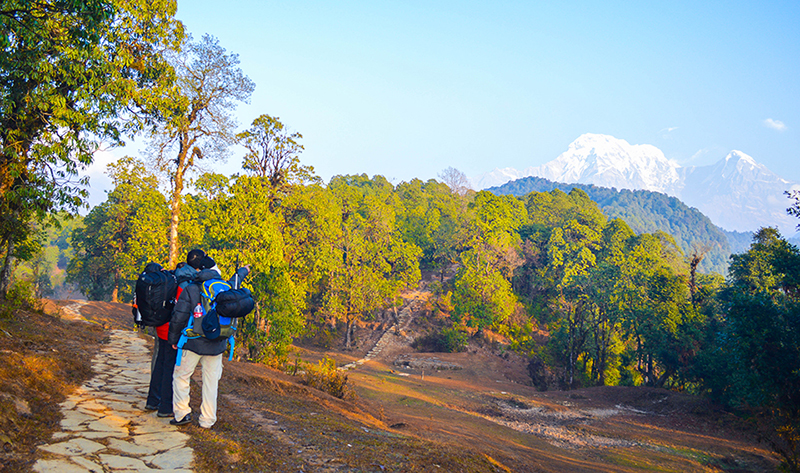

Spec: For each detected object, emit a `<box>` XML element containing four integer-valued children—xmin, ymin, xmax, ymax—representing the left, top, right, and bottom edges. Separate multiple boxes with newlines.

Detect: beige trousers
<box><xmin>172</xmin><ymin>350</ymin><xmax>223</xmax><ymax>428</ymax></box>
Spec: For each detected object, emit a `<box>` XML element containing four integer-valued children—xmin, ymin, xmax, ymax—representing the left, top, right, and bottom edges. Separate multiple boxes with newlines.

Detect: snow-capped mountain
<box><xmin>471</xmin><ymin>167</ymin><xmax>525</xmax><ymax>191</ymax></box>
<box><xmin>528</xmin><ymin>134</ymin><xmax>683</xmax><ymax>194</ymax></box>
<box><xmin>472</xmin><ymin>134</ymin><xmax>799</xmax><ymax>234</ymax></box>
<box><xmin>680</xmin><ymin>150</ymin><xmax>798</xmax><ymax>233</ymax></box>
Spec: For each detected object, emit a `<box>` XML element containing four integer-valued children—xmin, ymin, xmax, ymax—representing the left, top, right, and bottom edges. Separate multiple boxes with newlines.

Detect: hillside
<box><xmin>489</xmin><ymin>176</ymin><xmax>733</xmax><ymax>274</ymax></box>
<box><xmin>0</xmin><ymin>294</ymin><xmax>782</xmax><ymax>472</ymax></box>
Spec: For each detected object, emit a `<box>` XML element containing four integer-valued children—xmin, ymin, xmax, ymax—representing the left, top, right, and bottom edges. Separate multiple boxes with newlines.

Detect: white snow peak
<box><xmin>470</xmin><ymin>134</ymin><xmax>798</xmax><ymax>234</ymax></box>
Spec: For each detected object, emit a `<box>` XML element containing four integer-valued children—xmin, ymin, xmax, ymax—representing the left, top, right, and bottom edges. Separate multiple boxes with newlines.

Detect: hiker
<box><xmin>168</xmin><ymin>255</ymin><xmax>249</xmax><ymax>428</ymax></box>
<box><xmin>144</xmin><ymin>250</ymin><xmax>205</xmax><ymax>417</ymax></box>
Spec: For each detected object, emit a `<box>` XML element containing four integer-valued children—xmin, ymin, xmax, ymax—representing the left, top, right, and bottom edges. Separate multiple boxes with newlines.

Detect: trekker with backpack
<box><xmin>168</xmin><ymin>255</ymin><xmax>250</xmax><ymax>428</ymax></box>
<box><xmin>143</xmin><ymin>249</ymin><xmax>206</xmax><ymax>417</ymax></box>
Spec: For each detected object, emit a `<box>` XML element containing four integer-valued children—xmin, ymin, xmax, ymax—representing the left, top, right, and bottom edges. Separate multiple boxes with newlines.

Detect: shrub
<box><xmin>412</xmin><ymin>324</ymin><xmax>468</xmax><ymax>353</ymax></box>
<box><xmin>302</xmin><ymin>357</ymin><xmax>355</xmax><ymax>400</ymax></box>
<box><xmin>1</xmin><ymin>281</ymin><xmax>42</xmax><ymax>319</ymax></box>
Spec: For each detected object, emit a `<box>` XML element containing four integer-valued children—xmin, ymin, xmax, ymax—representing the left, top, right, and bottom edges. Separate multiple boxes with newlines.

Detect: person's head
<box><xmin>199</xmin><ymin>255</ymin><xmax>216</xmax><ymax>270</ymax></box>
<box><xmin>187</xmin><ymin>249</ymin><xmax>206</xmax><ymax>270</ymax></box>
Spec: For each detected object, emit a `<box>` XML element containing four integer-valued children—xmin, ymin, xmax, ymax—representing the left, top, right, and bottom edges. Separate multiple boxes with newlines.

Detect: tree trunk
<box><xmin>568</xmin><ymin>313</ymin><xmax>575</xmax><ymax>388</ymax></box>
<box><xmin>345</xmin><ymin>316</ymin><xmax>353</xmax><ymax>349</ymax></box>
<box><xmin>167</xmin><ymin>178</ymin><xmax>182</xmax><ymax>268</ymax></box>
<box><xmin>392</xmin><ymin>304</ymin><xmax>399</xmax><ymax>334</ymax></box>
<box><xmin>111</xmin><ymin>269</ymin><xmax>120</xmax><ymax>303</ymax></box>
<box><xmin>167</xmin><ymin>142</ymin><xmax>190</xmax><ymax>268</ymax></box>
<box><xmin>256</xmin><ymin>301</ymin><xmax>266</xmax><ymax>331</ymax></box>
<box><xmin>689</xmin><ymin>252</ymin><xmax>703</xmax><ymax>305</ymax></box>
<box><xmin>0</xmin><ymin>238</ymin><xmax>15</xmax><ymax>299</ymax></box>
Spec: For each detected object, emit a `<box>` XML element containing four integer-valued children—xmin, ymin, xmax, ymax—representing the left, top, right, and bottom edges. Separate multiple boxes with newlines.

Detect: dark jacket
<box><xmin>168</xmin><ymin>266</ymin><xmax>250</xmax><ymax>355</ymax></box>
<box><xmin>174</xmin><ymin>264</ymin><xmax>198</xmax><ymax>291</ymax></box>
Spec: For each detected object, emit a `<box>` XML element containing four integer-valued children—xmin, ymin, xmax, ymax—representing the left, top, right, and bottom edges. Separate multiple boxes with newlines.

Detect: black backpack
<box><xmin>133</xmin><ymin>263</ymin><xmax>178</xmax><ymax>327</ymax></box>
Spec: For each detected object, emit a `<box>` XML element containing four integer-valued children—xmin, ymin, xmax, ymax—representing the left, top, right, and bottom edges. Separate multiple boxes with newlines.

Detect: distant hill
<box><xmin>489</xmin><ymin>176</ymin><xmax>732</xmax><ymax>274</ymax></box>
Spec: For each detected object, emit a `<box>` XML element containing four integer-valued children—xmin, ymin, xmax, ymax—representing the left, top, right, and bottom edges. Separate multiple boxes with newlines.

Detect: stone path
<box><xmin>33</xmin><ymin>327</ymin><xmax>194</xmax><ymax>472</ymax></box>
<box><xmin>61</xmin><ymin>300</ymin><xmax>90</xmax><ymax>323</ymax></box>
<box><xmin>340</xmin><ymin>298</ymin><xmax>420</xmax><ymax>372</ymax></box>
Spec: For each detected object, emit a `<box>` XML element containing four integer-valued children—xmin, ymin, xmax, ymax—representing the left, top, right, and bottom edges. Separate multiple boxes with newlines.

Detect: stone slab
<box><xmin>70</xmin><ymin>456</ymin><xmax>105</xmax><ymax>473</ymax></box>
<box><xmin>131</xmin><ymin>415</ymin><xmax>176</xmax><ymax>434</ymax></box>
<box><xmin>98</xmin><ymin>453</ymin><xmax>150</xmax><ymax>470</ymax></box>
<box><xmin>148</xmin><ymin>446</ymin><xmax>194</xmax><ymax>470</ymax></box>
<box><xmin>132</xmin><ymin>431</ymin><xmax>190</xmax><ymax>451</ymax></box>
<box><xmin>107</xmin><ymin>437</ymin><xmax>158</xmax><ymax>455</ymax></box>
<box><xmin>61</xmin><ymin>411</ymin><xmax>100</xmax><ymax>430</ymax></box>
<box><xmin>85</xmin><ymin>414</ymin><xmax>130</xmax><ymax>433</ymax></box>
<box><xmin>38</xmin><ymin>438</ymin><xmax>105</xmax><ymax>456</ymax></box>
<box><xmin>33</xmin><ymin>459</ymin><xmax>94</xmax><ymax>473</ymax></box>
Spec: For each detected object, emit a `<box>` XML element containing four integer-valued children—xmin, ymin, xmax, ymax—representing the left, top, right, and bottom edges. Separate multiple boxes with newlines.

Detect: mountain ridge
<box><xmin>488</xmin><ymin>175</ymin><xmax>732</xmax><ymax>274</ymax></box>
<box><xmin>472</xmin><ymin>134</ymin><xmax>799</xmax><ymax>234</ymax></box>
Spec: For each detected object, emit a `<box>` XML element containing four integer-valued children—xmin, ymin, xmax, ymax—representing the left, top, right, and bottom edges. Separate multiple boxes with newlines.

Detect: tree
<box><xmin>452</xmin><ymin>191</ymin><xmax>526</xmax><ymax>329</ymax></box>
<box><xmin>701</xmin><ymin>228</ymin><xmax>800</xmax><ymax>471</ymax></box>
<box><xmin>438</xmin><ymin>167</ymin><xmax>471</xmax><ymax>196</ymax></box>
<box><xmin>67</xmin><ymin>157</ymin><xmax>169</xmax><ymax>301</ymax></box>
<box><xmin>237</xmin><ymin>114</ymin><xmax>318</xmax><ymax>194</ymax></box>
<box><xmin>323</xmin><ymin>175</ymin><xmax>421</xmax><ymax>347</ymax></box>
<box><xmin>787</xmin><ymin>190</ymin><xmax>800</xmax><ymax>230</ymax></box>
<box><xmin>148</xmin><ymin>33</ymin><xmax>254</xmax><ymax>268</ymax></box>
<box><xmin>0</xmin><ymin>0</ymin><xmax>182</xmax><ymax>297</ymax></box>
<box><xmin>395</xmin><ymin>179</ymin><xmax>469</xmax><ymax>281</ymax></box>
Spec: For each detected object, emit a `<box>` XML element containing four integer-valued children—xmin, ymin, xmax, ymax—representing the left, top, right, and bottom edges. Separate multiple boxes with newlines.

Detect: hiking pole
<box><xmin>234</xmin><ymin>253</ymin><xmax>240</xmax><ymax>290</ymax></box>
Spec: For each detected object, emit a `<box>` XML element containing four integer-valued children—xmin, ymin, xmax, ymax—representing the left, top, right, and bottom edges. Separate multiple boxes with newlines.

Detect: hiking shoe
<box><xmin>170</xmin><ymin>414</ymin><xmax>191</xmax><ymax>426</ymax></box>
<box><xmin>157</xmin><ymin>412</ymin><xmax>174</xmax><ymax>418</ymax></box>
<box><xmin>144</xmin><ymin>404</ymin><xmax>159</xmax><ymax>411</ymax></box>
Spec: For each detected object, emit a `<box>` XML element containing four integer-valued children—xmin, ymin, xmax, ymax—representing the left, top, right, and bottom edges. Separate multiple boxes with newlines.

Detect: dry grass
<box><xmin>0</xmin><ymin>299</ymin><xmax>105</xmax><ymax>472</ymax></box>
<box><xmin>0</xmin><ymin>298</ymin><xmax>783</xmax><ymax>472</ymax></box>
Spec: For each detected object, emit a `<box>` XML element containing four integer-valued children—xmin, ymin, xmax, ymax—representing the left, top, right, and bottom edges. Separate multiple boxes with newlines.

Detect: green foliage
<box><xmin>452</xmin><ymin>191</ymin><xmax>526</xmax><ymax>329</ymax></box>
<box><xmin>237</xmin><ymin>114</ymin><xmax>318</xmax><ymax>191</ymax></box>
<box><xmin>396</xmin><ymin>178</ymin><xmax>469</xmax><ymax>278</ymax></box>
<box><xmin>0</xmin><ymin>280</ymin><xmax>41</xmax><ymax>319</ymax></box>
<box><xmin>323</xmin><ymin>175</ymin><xmax>421</xmax><ymax>347</ymax></box>
<box><xmin>0</xmin><ymin>0</ymin><xmax>182</xmax><ymax>296</ymax></box>
<box><xmin>492</xmin><ymin>176</ymin><xmax>732</xmax><ymax>274</ymax></box>
<box><xmin>788</xmin><ymin>190</ymin><xmax>800</xmax><ymax>232</ymax></box>
<box><xmin>694</xmin><ymin>228</ymin><xmax>800</xmax><ymax>471</ymax></box>
<box><xmin>512</xmin><ymin>187</ymin><xmax>707</xmax><ymax>389</ymax></box>
<box><xmin>67</xmin><ymin>157</ymin><xmax>169</xmax><ymax>301</ymax></box>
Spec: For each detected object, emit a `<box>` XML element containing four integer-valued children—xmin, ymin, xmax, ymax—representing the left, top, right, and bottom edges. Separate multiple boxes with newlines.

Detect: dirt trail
<box><xmin>222</xmin><ymin>393</ymin><xmax>351</xmax><ymax>472</ymax></box>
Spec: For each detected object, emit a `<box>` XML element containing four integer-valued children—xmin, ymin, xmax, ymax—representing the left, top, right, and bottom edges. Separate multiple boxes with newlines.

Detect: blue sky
<box><xmin>88</xmin><ymin>0</ymin><xmax>800</xmax><ymax>204</ymax></box>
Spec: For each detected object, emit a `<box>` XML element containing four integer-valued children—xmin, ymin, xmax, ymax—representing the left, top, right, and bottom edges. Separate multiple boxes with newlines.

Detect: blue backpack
<box><xmin>176</xmin><ymin>279</ymin><xmax>254</xmax><ymax>363</ymax></box>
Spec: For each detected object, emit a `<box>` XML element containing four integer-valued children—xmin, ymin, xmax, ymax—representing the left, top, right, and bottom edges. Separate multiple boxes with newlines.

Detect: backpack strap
<box><xmin>177</xmin><ymin>279</ymin><xmax>237</xmax><ymax>364</ymax></box>
<box><xmin>176</xmin><ymin>283</ymin><xmax>204</xmax><ymax>366</ymax></box>
<box><xmin>176</xmin><ymin>314</ymin><xmax>196</xmax><ymax>366</ymax></box>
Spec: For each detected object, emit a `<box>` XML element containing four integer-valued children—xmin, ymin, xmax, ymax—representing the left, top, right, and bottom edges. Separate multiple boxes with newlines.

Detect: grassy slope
<box><xmin>0</xmin><ymin>299</ymin><xmax>782</xmax><ymax>472</ymax></box>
